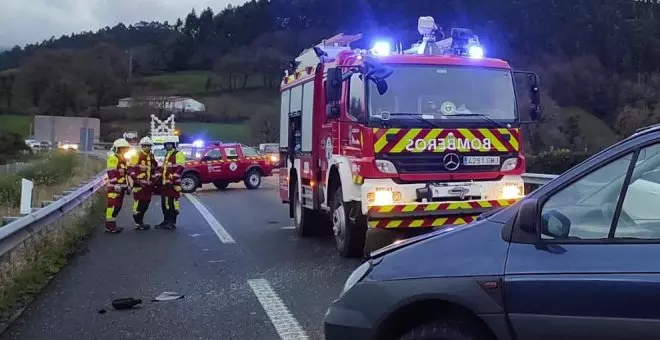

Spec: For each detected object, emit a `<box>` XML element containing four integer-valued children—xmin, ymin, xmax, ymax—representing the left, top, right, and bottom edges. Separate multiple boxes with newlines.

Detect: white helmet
<box><xmin>112</xmin><ymin>138</ymin><xmax>130</xmax><ymax>148</ymax></box>
<box><xmin>139</xmin><ymin>137</ymin><xmax>154</xmax><ymax>146</ymax></box>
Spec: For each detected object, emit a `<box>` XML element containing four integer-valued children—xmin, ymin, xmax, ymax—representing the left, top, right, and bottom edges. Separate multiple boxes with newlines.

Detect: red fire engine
<box><xmin>278</xmin><ymin>16</ymin><xmax>541</xmax><ymax>257</ymax></box>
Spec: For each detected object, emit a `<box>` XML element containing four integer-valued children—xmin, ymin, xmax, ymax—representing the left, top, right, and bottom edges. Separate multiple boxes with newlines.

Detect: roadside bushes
<box><xmin>17</xmin><ymin>152</ymin><xmax>76</xmax><ymax>186</ymax></box>
<box><xmin>0</xmin><ymin>152</ymin><xmax>77</xmax><ymax>208</ymax></box>
<box><xmin>526</xmin><ymin>149</ymin><xmax>593</xmax><ymax>175</ymax></box>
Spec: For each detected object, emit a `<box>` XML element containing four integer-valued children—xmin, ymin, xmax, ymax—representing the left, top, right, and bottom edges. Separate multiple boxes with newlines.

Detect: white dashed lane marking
<box><xmin>185</xmin><ymin>194</ymin><xmax>236</xmax><ymax>244</ymax></box>
<box><xmin>247</xmin><ymin>279</ymin><xmax>309</xmax><ymax>340</ymax></box>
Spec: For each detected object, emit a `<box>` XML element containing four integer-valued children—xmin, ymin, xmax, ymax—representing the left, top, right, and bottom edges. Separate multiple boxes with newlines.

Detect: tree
<box><xmin>249</xmin><ymin>108</ymin><xmax>279</xmax><ymax>143</ymax></box>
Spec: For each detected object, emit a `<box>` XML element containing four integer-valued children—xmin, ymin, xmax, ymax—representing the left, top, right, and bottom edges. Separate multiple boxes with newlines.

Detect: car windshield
<box><xmin>369</xmin><ymin>65</ymin><xmax>516</xmax><ymax>121</ymax></box>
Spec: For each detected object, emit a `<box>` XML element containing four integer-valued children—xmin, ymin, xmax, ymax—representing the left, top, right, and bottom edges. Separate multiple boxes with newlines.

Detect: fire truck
<box><xmin>278</xmin><ymin>16</ymin><xmax>541</xmax><ymax>258</ymax></box>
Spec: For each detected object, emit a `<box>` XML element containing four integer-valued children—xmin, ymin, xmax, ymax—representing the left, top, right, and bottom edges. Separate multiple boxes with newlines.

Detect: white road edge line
<box><xmin>185</xmin><ymin>194</ymin><xmax>236</xmax><ymax>244</ymax></box>
<box><xmin>247</xmin><ymin>279</ymin><xmax>309</xmax><ymax>340</ymax></box>
<box><xmin>281</xmin><ymin>226</ymin><xmax>296</xmax><ymax>230</ymax></box>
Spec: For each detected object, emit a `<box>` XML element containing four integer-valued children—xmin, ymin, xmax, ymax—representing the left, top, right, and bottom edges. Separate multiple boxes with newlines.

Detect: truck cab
<box><xmin>180</xmin><ymin>143</ymin><xmax>274</xmax><ymax>193</ymax></box>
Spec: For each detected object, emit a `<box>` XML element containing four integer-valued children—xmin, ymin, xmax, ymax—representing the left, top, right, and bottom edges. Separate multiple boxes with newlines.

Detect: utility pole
<box><xmin>125</xmin><ymin>50</ymin><xmax>133</xmax><ymax>80</ymax></box>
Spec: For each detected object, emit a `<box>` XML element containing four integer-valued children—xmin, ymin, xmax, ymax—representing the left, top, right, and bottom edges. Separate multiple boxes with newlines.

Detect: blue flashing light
<box><xmin>371</xmin><ymin>41</ymin><xmax>391</xmax><ymax>56</ymax></box>
<box><xmin>192</xmin><ymin>139</ymin><xmax>205</xmax><ymax>148</ymax></box>
<box><xmin>468</xmin><ymin>45</ymin><xmax>484</xmax><ymax>59</ymax></box>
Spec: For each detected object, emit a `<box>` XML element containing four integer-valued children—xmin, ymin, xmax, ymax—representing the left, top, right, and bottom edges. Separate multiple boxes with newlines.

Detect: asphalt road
<box><xmin>1</xmin><ymin>177</ymin><xmax>360</xmax><ymax>340</ymax></box>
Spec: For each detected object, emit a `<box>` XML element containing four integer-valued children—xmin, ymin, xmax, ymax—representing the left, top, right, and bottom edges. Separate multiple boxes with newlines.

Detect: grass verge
<box><xmin>0</xmin><ymin>152</ymin><xmax>104</xmax><ymax>218</ymax></box>
<box><xmin>0</xmin><ymin>192</ymin><xmax>104</xmax><ymax>325</ymax></box>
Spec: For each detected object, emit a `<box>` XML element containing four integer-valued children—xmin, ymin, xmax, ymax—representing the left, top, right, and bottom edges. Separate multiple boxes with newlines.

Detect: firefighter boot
<box><xmin>134</xmin><ymin>223</ymin><xmax>151</xmax><ymax>230</ymax></box>
<box><xmin>105</xmin><ymin>221</ymin><xmax>124</xmax><ymax>233</ymax></box>
<box><xmin>155</xmin><ymin>221</ymin><xmax>170</xmax><ymax>229</ymax></box>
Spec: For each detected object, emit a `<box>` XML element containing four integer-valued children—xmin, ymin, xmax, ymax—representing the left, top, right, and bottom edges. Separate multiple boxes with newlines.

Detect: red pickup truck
<box><xmin>179</xmin><ymin>143</ymin><xmax>274</xmax><ymax>193</ymax></box>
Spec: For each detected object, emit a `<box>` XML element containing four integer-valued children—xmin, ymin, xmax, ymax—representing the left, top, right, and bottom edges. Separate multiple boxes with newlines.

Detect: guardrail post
<box><xmin>20</xmin><ymin>179</ymin><xmax>34</xmax><ymax>215</ymax></box>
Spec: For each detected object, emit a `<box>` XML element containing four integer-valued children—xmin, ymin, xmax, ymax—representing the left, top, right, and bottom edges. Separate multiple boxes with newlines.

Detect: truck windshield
<box><xmin>368</xmin><ymin>65</ymin><xmax>516</xmax><ymax>122</ymax></box>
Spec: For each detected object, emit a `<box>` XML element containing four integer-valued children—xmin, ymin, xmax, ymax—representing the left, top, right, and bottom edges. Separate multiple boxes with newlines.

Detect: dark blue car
<box><xmin>324</xmin><ymin>125</ymin><xmax>660</xmax><ymax>340</ymax></box>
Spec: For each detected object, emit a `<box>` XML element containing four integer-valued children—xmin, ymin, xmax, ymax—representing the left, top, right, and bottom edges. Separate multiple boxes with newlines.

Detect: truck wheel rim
<box><xmin>333</xmin><ymin>203</ymin><xmax>346</xmax><ymax>243</ymax></box>
<box><xmin>182</xmin><ymin>178</ymin><xmax>195</xmax><ymax>191</ymax></box>
<box><xmin>249</xmin><ymin>173</ymin><xmax>260</xmax><ymax>186</ymax></box>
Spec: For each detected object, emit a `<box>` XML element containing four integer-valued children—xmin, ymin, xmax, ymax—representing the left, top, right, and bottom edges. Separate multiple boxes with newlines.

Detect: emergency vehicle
<box><xmin>278</xmin><ymin>16</ymin><xmax>541</xmax><ymax>257</ymax></box>
<box><xmin>180</xmin><ymin>143</ymin><xmax>275</xmax><ymax>192</ymax></box>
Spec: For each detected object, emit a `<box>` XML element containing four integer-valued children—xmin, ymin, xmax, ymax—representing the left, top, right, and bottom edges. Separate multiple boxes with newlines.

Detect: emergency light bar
<box><xmin>400</xmin><ymin>16</ymin><xmax>485</xmax><ymax>58</ymax></box>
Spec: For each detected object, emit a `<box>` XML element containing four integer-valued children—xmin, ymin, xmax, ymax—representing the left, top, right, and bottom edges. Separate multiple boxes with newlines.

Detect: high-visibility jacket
<box><xmin>128</xmin><ymin>150</ymin><xmax>157</xmax><ymax>186</ymax></box>
<box><xmin>162</xmin><ymin>150</ymin><xmax>186</xmax><ymax>186</ymax></box>
<box><xmin>107</xmin><ymin>153</ymin><xmax>127</xmax><ymax>193</ymax></box>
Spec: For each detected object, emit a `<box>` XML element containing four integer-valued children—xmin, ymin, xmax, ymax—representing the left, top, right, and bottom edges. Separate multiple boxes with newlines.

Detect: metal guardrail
<box><xmin>522</xmin><ymin>173</ymin><xmax>559</xmax><ymax>186</ymax></box>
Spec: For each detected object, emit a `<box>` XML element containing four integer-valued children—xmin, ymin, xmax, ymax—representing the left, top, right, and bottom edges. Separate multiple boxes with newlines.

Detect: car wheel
<box><xmin>292</xmin><ymin>181</ymin><xmax>318</xmax><ymax>237</ymax></box>
<box><xmin>401</xmin><ymin>319</ymin><xmax>491</xmax><ymax>340</ymax></box>
<box><xmin>213</xmin><ymin>181</ymin><xmax>229</xmax><ymax>190</ymax></box>
<box><xmin>244</xmin><ymin>169</ymin><xmax>262</xmax><ymax>189</ymax></box>
<box><xmin>180</xmin><ymin>173</ymin><xmax>200</xmax><ymax>193</ymax></box>
<box><xmin>331</xmin><ymin>187</ymin><xmax>366</xmax><ymax>258</ymax></box>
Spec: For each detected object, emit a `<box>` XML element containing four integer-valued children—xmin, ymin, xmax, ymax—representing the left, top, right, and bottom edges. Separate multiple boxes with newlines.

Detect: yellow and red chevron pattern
<box><xmin>367</xmin><ymin>199</ymin><xmax>519</xmax><ymax>214</ymax></box>
<box><xmin>372</xmin><ymin>128</ymin><xmax>520</xmax><ymax>153</ymax></box>
<box><xmin>368</xmin><ymin>215</ymin><xmax>479</xmax><ymax>229</ymax></box>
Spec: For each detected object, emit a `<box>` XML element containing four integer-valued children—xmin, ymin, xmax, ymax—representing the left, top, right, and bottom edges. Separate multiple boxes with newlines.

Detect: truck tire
<box><xmin>181</xmin><ymin>172</ymin><xmax>200</xmax><ymax>193</ymax></box>
<box><xmin>213</xmin><ymin>181</ymin><xmax>229</xmax><ymax>190</ymax></box>
<box><xmin>401</xmin><ymin>319</ymin><xmax>491</xmax><ymax>340</ymax></box>
<box><xmin>244</xmin><ymin>169</ymin><xmax>262</xmax><ymax>189</ymax></box>
<box><xmin>331</xmin><ymin>187</ymin><xmax>366</xmax><ymax>258</ymax></box>
<box><xmin>293</xmin><ymin>183</ymin><xmax>317</xmax><ymax>237</ymax></box>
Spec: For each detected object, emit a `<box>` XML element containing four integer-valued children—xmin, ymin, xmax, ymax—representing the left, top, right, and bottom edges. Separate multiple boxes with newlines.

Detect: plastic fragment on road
<box><xmin>153</xmin><ymin>292</ymin><xmax>185</xmax><ymax>301</ymax></box>
<box><xmin>111</xmin><ymin>297</ymin><xmax>143</xmax><ymax>310</ymax></box>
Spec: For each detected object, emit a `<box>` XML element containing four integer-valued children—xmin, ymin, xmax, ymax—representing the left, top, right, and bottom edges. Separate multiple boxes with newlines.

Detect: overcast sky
<box><xmin>0</xmin><ymin>0</ymin><xmax>249</xmax><ymax>47</ymax></box>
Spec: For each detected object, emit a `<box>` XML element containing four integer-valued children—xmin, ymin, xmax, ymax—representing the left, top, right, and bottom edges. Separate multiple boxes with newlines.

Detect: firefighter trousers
<box><xmin>106</xmin><ymin>191</ymin><xmax>125</xmax><ymax>230</ymax></box>
<box><xmin>160</xmin><ymin>196</ymin><xmax>180</xmax><ymax>224</ymax></box>
<box><xmin>132</xmin><ymin>199</ymin><xmax>151</xmax><ymax>225</ymax></box>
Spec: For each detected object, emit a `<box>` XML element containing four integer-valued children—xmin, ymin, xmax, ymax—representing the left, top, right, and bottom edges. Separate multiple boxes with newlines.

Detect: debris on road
<box><xmin>111</xmin><ymin>297</ymin><xmax>142</xmax><ymax>310</ymax></box>
<box><xmin>97</xmin><ymin>309</ymin><xmax>107</xmax><ymax>314</ymax></box>
<box><xmin>152</xmin><ymin>292</ymin><xmax>185</xmax><ymax>302</ymax></box>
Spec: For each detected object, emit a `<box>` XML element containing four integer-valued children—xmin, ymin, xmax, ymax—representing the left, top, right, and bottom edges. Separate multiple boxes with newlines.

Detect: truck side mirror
<box><xmin>514</xmin><ymin>71</ymin><xmax>541</xmax><ymax>122</ymax></box>
<box><xmin>326</xmin><ymin>67</ymin><xmax>342</xmax><ymax>103</ymax></box>
<box><xmin>528</xmin><ymin>73</ymin><xmax>541</xmax><ymax>121</ymax></box>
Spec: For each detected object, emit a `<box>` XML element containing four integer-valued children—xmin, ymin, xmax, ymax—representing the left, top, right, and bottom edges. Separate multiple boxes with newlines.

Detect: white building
<box><xmin>117</xmin><ymin>96</ymin><xmax>206</xmax><ymax>112</ymax></box>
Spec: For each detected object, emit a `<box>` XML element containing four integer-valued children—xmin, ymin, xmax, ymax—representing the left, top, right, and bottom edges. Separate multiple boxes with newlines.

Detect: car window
<box><xmin>224</xmin><ymin>147</ymin><xmax>239</xmax><ymax>159</ymax></box>
<box><xmin>264</xmin><ymin>145</ymin><xmax>279</xmax><ymax>153</ymax></box>
<box><xmin>615</xmin><ymin>143</ymin><xmax>660</xmax><ymax>239</ymax></box>
<box><xmin>242</xmin><ymin>146</ymin><xmax>259</xmax><ymax>157</ymax></box>
<box><xmin>205</xmin><ymin>149</ymin><xmax>221</xmax><ymax>160</ymax></box>
<box><xmin>541</xmin><ymin>142</ymin><xmax>660</xmax><ymax>241</ymax></box>
<box><xmin>541</xmin><ymin>153</ymin><xmax>632</xmax><ymax>240</ymax></box>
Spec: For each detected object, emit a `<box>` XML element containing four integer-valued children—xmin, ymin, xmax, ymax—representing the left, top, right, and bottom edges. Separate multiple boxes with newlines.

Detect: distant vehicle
<box><xmin>180</xmin><ymin>143</ymin><xmax>274</xmax><ymax>192</ymax></box>
<box><xmin>258</xmin><ymin>143</ymin><xmax>280</xmax><ymax>165</ymax></box>
<box><xmin>58</xmin><ymin>141</ymin><xmax>79</xmax><ymax>151</ymax></box>
<box><xmin>324</xmin><ymin>124</ymin><xmax>660</xmax><ymax>340</ymax></box>
<box><xmin>25</xmin><ymin>139</ymin><xmax>42</xmax><ymax>152</ymax></box>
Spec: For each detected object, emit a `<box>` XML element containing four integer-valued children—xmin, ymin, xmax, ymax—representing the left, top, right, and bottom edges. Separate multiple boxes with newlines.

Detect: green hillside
<box><xmin>0</xmin><ymin>115</ymin><xmax>31</xmax><ymax>137</ymax></box>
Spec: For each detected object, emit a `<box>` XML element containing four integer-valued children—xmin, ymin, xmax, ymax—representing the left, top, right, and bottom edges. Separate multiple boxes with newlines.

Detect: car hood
<box><xmin>367</xmin><ymin>218</ymin><xmax>510</xmax><ymax>282</ymax></box>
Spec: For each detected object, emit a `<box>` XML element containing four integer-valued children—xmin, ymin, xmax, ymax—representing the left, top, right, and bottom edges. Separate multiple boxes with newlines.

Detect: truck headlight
<box><xmin>341</xmin><ymin>261</ymin><xmax>371</xmax><ymax>296</ymax></box>
<box><xmin>375</xmin><ymin>160</ymin><xmax>397</xmax><ymax>174</ymax></box>
<box><xmin>500</xmin><ymin>158</ymin><xmax>518</xmax><ymax>172</ymax></box>
<box><xmin>374</xmin><ymin>191</ymin><xmax>393</xmax><ymax>206</ymax></box>
<box><xmin>501</xmin><ymin>183</ymin><xmax>523</xmax><ymax>199</ymax></box>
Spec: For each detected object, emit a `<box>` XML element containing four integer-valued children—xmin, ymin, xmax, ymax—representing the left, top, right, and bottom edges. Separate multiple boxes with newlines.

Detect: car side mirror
<box><xmin>541</xmin><ymin>210</ymin><xmax>571</xmax><ymax>239</ymax></box>
<box><xmin>515</xmin><ymin>198</ymin><xmax>539</xmax><ymax>234</ymax></box>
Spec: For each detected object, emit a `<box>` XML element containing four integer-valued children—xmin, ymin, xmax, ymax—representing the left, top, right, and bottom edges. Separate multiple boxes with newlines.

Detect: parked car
<box><xmin>180</xmin><ymin>143</ymin><xmax>274</xmax><ymax>192</ymax></box>
<box><xmin>324</xmin><ymin>124</ymin><xmax>660</xmax><ymax>340</ymax></box>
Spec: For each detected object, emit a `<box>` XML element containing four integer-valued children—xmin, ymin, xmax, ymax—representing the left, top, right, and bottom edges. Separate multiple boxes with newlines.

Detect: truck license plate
<box><xmin>463</xmin><ymin>156</ymin><xmax>500</xmax><ymax>166</ymax></box>
<box><xmin>430</xmin><ymin>183</ymin><xmax>482</xmax><ymax>198</ymax></box>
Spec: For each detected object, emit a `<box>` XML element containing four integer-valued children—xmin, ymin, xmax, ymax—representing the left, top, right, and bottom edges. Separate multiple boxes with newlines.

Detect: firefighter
<box><xmin>128</xmin><ymin>137</ymin><xmax>157</xmax><ymax>230</ymax></box>
<box><xmin>106</xmin><ymin>138</ymin><xmax>131</xmax><ymax>233</ymax></box>
<box><xmin>156</xmin><ymin>137</ymin><xmax>186</xmax><ymax>229</ymax></box>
